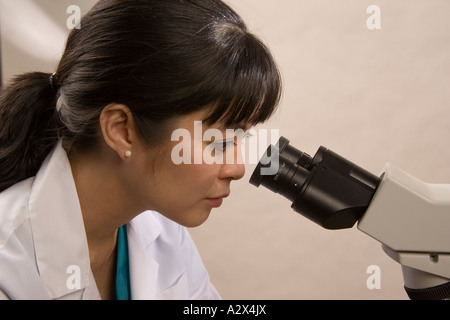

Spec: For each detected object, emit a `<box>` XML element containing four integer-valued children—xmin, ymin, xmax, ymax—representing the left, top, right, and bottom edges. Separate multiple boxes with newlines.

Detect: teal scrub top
<box><xmin>116</xmin><ymin>225</ymin><xmax>131</xmax><ymax>300</ymax></box>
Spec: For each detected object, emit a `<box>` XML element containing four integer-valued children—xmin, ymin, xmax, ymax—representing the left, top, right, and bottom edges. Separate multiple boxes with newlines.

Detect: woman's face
<box><xmin>130</xmin><ymin>110</ymin><xmax>247</xmax><ymax>228</ymax></box>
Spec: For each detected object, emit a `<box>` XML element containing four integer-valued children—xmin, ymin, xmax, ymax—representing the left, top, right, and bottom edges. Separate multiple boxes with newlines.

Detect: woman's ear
<box><xmin>99</xmin><ymin>104</ymin><xmax>139</xmax><ymax>160</ymax></box>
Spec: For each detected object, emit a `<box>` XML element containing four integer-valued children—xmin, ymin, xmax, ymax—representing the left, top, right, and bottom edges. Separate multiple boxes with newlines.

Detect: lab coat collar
<box><xmin>127</xmin><ymin>214</ymin><xmax>160</xmax><ymax>300</ymax></box>
<box><xmin>28</xmin><ymin>141</ymin><xmax>100</xmax><ymax>300</ymax></box>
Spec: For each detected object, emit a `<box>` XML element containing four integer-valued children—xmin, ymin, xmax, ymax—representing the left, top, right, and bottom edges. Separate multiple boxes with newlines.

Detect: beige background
<box><xmin>2</xmin><ymin>0</ymin><xmax>450</xmax><ymax>300</ymax></box>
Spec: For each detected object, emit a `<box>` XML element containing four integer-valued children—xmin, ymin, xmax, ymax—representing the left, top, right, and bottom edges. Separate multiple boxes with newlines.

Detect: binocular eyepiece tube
<box><xmin>250</xmin><ymin>137</ymin><xmax>380</xmax><ymax>230</ymax></box>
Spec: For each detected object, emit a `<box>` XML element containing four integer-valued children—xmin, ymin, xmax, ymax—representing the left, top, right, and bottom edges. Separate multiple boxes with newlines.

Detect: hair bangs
<box><xmin>202</xmin><ymin>33</ymin><xmax>282</xmax><ymax>129</ymax></box>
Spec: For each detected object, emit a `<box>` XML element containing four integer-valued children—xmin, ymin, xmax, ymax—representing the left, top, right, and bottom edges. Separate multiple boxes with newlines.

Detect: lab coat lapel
<box><xmin>127</xmin><ymin>214</ymin><xmax>159</xmax><ymax>300</ymax></box>
<box><xmin>127</xmin><ymin>212</ymin><xmax>161</xmax><ymax>299</ymax></box>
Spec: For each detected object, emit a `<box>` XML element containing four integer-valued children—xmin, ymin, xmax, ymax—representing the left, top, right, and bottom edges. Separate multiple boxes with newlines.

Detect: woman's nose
<box><xmin>219</xmin><ymin>144</ymin><xmax>247</xmax><ymax>180</ymax></box>
<box><xmin>219</xmin><ymin>162</ymin><xmax>246</xmax><ymax>181</ymax></box>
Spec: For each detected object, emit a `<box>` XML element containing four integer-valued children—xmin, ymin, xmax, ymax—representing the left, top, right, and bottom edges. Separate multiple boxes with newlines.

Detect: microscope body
<box><xmin>250</xmin><ymin>137</ymin><xmax>450</xmax><ymax>299</ymax></box>
<box><xmin>358</xmin><ymin>163</ymin><xmax>450</xmax><ymax>298</ymax></box>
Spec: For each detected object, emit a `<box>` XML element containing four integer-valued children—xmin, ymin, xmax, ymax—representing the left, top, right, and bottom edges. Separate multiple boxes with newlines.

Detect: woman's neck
<box><xmin>67</xmin><ymin>146</ymin><xmax>137</xmax><ymax>299</ymax></box>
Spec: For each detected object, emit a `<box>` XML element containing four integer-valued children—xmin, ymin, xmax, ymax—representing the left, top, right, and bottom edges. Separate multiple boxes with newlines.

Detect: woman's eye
<box><xmin>208</xmin><ymin>129</ymin><xmax>255</xmax><ymax>154</ymax></box>
<box><xmin>220</xmin><ymin>140</ymin><xmax>236</xmax><ymax>152</ymax></box>
<box><xmin>212</xmin><ymin>140</ymin><xmax>235</xmax><ymax>152</ymax></box>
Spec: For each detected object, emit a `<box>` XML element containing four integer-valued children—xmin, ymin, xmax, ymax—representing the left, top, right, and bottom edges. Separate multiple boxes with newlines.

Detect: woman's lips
<box><xmin>206</xmin><ymin>198</ymin><xmax>224</xmax><ymax>208</ymax></box>
<box><xmin>206</xmin><ymin>193</ymin><xmax>229</xmax><ymax>208</ymax></box>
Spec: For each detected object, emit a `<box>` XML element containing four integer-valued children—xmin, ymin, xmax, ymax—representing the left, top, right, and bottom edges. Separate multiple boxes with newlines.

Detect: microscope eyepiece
<box><xmin>250</xmin><ymin>137</ymin><xmax>380</xmax><ymax>230</ymax></box>
<box><xmin>250</xmin><ymin>137</ymin><xmax>313</xmax><ymax>202</ymax></box>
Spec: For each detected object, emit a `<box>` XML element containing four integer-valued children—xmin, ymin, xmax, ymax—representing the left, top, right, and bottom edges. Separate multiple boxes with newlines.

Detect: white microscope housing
<box><xmin>358</xmin><ymin>163</ymin><xmax>450</xmax><ymax>299</ymax></box>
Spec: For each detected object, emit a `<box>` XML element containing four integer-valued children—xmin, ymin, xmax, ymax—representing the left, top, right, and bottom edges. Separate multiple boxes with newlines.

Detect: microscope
<box><xmin>250</xmin><ymin>137</ymin><xmax>450</xmax><ymax>300</ymax></box>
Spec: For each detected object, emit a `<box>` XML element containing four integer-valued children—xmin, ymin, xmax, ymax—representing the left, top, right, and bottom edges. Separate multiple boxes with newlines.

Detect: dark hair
<box><xmin>0</xmin><ymin>0</ymin><xmax>282</xmax><ymax>192</ymax></box>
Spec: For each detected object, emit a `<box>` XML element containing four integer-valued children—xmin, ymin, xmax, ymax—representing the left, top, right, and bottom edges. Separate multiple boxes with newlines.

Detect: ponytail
<box><xmin>0</xmin><ymin>72</ymin><xmax>61</xmax><ymax>192</ymax></box>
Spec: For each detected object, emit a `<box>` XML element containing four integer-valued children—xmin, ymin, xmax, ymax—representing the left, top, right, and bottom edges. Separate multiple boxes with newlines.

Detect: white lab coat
<box><xmin>0</xmin><ymin>141</ymin><xmax>221</xmax><ymax>300</ymax></box>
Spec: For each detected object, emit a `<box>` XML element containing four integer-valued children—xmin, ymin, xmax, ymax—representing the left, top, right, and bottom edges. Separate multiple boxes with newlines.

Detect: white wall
<box><xmin>2</xmin><ymin>0</ymin><xmax>450</xmax><ymax>300</ymax></box>
<box><xmin>0</xmin><ymin>0</ymin><xmax>96</xmax><ymax>81</ymax></box>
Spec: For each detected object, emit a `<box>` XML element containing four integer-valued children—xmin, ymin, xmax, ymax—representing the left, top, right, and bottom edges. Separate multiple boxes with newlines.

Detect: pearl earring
<box><xmin>125</xmin><ymin>151</ymin><xmax>132</xmax><ymax>158</ymax></box>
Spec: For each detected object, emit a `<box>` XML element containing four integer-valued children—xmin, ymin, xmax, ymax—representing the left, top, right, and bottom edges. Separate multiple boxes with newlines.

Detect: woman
<box><xmin>0</xmin><ymin>0</ymin><xmax>281</xmax><ymax>300</ymax></box>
